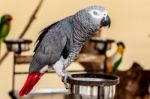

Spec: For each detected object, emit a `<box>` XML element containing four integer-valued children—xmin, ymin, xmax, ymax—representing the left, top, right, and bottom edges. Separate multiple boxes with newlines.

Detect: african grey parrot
<box><xmin>19</xmin><ymin>5</ymin><xmax>111</xmax><ymax>96</ymax></box>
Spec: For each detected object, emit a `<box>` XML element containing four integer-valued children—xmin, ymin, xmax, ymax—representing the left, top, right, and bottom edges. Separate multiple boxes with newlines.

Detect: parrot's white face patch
<box><xmin>89</xmin><ymin>9</ymin><xmax>108</xmax><ymax>19</ymax></box>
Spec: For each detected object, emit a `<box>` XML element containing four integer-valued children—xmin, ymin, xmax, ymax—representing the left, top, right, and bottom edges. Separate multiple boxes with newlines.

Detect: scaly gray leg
<box><xmin>61</xmin><ymin>71</ymin><xmax>72</xmax><ymax>89</ymax></box>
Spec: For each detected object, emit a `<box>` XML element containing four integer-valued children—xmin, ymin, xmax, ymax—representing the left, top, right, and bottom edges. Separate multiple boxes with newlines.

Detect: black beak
<box><xmin>101</xmin><ymin>15</ymin><xmax>111</xmax><ymax>28</ymax></box>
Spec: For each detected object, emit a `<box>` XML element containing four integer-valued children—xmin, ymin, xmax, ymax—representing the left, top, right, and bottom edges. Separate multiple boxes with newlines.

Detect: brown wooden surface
<box><xmin>15</xmin><ymin>55</ymin><xmax>32</xmax><ymax>64</ymax></box>
<box><xmin>115</xmin><ymin>62</ymin><xmax>150</xmax><ymax>99</ymax></box>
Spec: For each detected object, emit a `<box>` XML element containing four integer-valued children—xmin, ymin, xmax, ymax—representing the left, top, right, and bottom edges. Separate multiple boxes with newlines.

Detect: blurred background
<box><xmin>0</xmin><ymin>0</ymin><xmax>150</xmax><ymax>99</ymax></box>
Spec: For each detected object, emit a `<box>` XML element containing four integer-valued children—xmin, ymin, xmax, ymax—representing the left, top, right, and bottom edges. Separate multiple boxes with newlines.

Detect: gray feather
<box><xmin>34</xmin><ymin>21</ymin><xmax>60</xmax><ymax>52</ymax></box>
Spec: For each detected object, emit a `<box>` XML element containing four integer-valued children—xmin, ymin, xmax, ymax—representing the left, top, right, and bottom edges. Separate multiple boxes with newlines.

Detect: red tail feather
<box><xmin>19</xmin><ymin>73</ymin><xmax>41</xmax><ymax>96</ymax></box>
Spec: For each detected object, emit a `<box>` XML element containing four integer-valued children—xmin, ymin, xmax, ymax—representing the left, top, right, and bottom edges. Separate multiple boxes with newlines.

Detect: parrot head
<box><xmin>117</xmin><ymin>42</ymin><xmax>126</xmax><ymax>55</ymax></box>
<box><xmin>1</xmin><ymin>14</ymin><xmax>13</xmax><ymax>23</ymax></box>
<box><xmin>74</xmin><ymin>5</ymin><xmax>111</xmax><ymax>33</ymax></box>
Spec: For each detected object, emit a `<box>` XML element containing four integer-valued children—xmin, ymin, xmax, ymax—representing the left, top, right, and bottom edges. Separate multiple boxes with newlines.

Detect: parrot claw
<box><xmin>62</xmin><ymin>72</ymin><xmax>72</xmax><ymax>89</ymax></box>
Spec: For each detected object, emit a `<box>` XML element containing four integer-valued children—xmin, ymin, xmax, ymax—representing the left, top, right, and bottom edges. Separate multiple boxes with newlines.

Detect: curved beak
<box><xmin>6</xmin><ymin>15</ymin><xmax>13</xmax><ymax>21</ymax></box>
<box><xmin>101</xmin><ymin>15</ymin><xmax>111</xmax><ymax>28</ymax></box>
<box><xmin>9</xmin><ymin>16</ymin><xmax>13</xmax><ymax>21</ymax></box>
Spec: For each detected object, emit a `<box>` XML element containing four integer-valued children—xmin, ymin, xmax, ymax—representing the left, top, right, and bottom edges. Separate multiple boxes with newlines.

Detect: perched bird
<box><xmin>107</xmin><ymin>42</ymin><xmax>125</xmax><ymax>73</ymax></box>
<box><xmin>0</xmin><ymin>14</ymin><xmax>13</xmax><ymax>42</ymax></box>
<box><xmin>113</xmin><ymin>42</ymin><xmax>125</xmax><ymax>73</ymax></box>
<box><xmin>19</xmin><ymin>5</ymin><xmax>111</xmax><ymax>96</ymax></box>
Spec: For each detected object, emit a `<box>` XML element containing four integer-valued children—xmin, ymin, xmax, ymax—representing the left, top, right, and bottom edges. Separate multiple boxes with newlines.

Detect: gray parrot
<box><xmin>19</xmin><ymin>5</ymin><xmax>111</xmax><ymax>96</ymax></box>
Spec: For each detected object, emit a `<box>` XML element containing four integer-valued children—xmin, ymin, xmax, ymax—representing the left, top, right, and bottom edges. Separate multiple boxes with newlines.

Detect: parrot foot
<box><xmin>62</xmin><ymin>72</ymin><xmax>72</xmax><ymax>89</ymax></box>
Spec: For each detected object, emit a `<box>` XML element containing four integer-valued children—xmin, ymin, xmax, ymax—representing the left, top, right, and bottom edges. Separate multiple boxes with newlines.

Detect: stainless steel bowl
<box><xmin>4</xmin><ymin>39</ymin><xmax>32</xmax><ymax>54</ymax></box>
<box><xmin>67</xmin><ymin>73</ymin><xmax>119</xmax><ymax>99</ymax></box>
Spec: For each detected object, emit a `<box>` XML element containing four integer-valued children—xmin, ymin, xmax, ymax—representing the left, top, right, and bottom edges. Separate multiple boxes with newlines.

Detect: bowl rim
<box><xmin>67</xmin><ymin>73</ymin><xmax>120</xmax><ymax>86</ymax></box>
<box><xmin>4</xmin><ymin>39</ymin><xmax>32</xmax><ymax>44</ymax></box>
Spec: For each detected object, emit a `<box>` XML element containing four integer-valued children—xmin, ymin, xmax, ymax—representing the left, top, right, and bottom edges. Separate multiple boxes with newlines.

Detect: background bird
<box><xmin>113</xmin><ymin>42</ymin><xmax>125</xmax><ymax>73</ymax></box>
<box><xmin>19</xmin><ymin>5</ymin><xmax>111</xmax><ymax>96</ymax></box>
<box><xmin>107</xmin><ymin>42</ymin><xmax>125</xmax><ymax>73</ymax></box>
<box><xmin>0</xmin><ymin>14</ymin><xmax>13</xmax><ymax>58</ymax></box>
<box><xmin>0</xmin><ymin>14</ymin><xmax>12</xmax><ymax>43</ymax></box>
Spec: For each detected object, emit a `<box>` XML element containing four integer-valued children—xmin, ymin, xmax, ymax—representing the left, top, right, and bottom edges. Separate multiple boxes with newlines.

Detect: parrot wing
<box><xmin>34</xmin><ymin>21</ymin><xmax>60</xmax><ymax>52</ymax></box>
<box><xmin>19</xmin><ymin>20</ymin><xmax>71</xmax><ymax>96</ymax></box>
<box><xmin>19</xmin><ymin>16</ymin><xmax>74</xmax><ymax>96</ymax></box>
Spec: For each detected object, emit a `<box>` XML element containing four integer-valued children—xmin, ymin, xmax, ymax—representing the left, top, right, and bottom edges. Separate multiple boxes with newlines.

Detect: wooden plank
<box><xmin>15</xmin><ymin>55</ymin><xmax>32</xmax><ymax>64</ymax></box>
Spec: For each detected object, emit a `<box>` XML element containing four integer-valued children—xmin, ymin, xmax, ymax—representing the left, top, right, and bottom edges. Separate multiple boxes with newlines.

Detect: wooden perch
<box><xmin>0</xmin><ymin>0</ymin><xmax>44</xmax><ymax>64</ymax></box>
<box><xmin>14</xmin><ymin>55</ymin><xmax>32</xmax><ymax>64</ymax></box>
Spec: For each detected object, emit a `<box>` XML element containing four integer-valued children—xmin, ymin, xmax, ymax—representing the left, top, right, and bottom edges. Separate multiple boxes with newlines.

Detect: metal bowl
<box><xmin>90</xmin><ymin>37</ymin><xmax>115</xmax><ymax>55</ymax></box>
<box><xmin>4</xmin><ymin>39</ymin><xmax>32</xmax><ymax>54</ymax></box>
<box><xmin>67</xmin><ymin>73</ymin><xmax>119</xmax><ymax>99</ymax></box>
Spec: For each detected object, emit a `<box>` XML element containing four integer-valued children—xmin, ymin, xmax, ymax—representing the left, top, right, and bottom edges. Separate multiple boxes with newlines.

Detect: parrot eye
<box><xmin>89</xmin><ymin>10</ymin><xmax>105</xmax><ymax>19</ymax></box>
<box><xmin>93</xmin><ymin>11</ymin><xmax>98</xmax><ymax>15</ymax></box>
